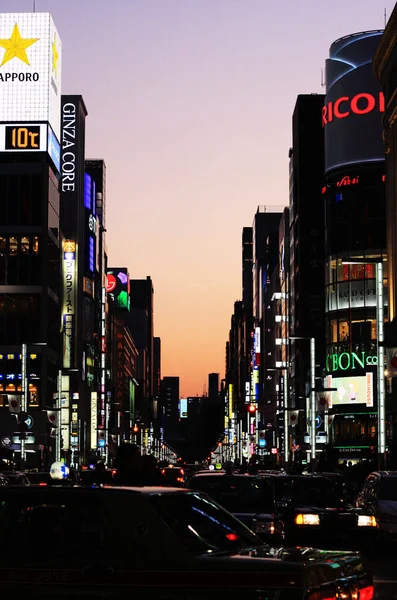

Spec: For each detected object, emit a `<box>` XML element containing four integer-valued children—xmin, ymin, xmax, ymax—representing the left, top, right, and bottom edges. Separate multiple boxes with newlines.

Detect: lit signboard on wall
<box><xmin>0</xmin><ymin>122</ymin><xmax>61</xmax><ymax>172</ymax></box>
<box><xmin>323</xmin><ymin>31</ymin><xmax>384</xmax><ymax>172</ymax></box>
<box><xmin>179</xmin><ymin>398</ymin><xmax>188</xmax><ymax>419</ymax></box>
<box><xmin>106</xmin><ymin>267</ymin><xmax>130</xmax><ymax>311</ymax></box>
<box><xmin>327</xmin><ymin>373</ymin><xmax>373</xmax><ymax>408</ymax></box>
<box><xmin>0</xmin><ymin>13</ymin><xmax>62</xmax><ymax>139</ymax></box>
<box><xmin>62</xmin><ymin>239</ymin><xmax>77</xmax><ymax>369</ymax></box>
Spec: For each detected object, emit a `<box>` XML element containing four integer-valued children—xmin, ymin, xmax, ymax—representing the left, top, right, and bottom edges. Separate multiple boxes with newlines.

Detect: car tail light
<box><xmin>306</xmin><ymin>586</ymin><xmax>336</xmax><ymax>600</ymax></box>
<box><xmin>179</xmin><ymin>468</ymin><xmax>184</xmax><ymax>476</ymax></box>
<box><xmin>295</xmin><ymin>513</ymin><xmax>320</xmax><ymax>526</ymax></box>
<box><xmin>38</xmin><ymin>482</ymin><xmax>47</xmax><ymax>487</ymax></box>
<box><xmin>357</xmin><ymin>515</ymin><xmax>377</xmax><ymax>527</ymax></box>
<box><xmin>348</xmin><ymin>586</ymin><xmax>374</xmax><ymax>600</ymax></box>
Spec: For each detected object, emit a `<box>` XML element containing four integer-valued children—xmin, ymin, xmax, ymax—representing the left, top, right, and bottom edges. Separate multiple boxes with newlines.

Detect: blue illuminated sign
<box><xmin>89</xmin><ymin>237</ymin><xmax>95</xmax><ymax>272</ymax></box>
<box><xmin>84</xmin><ymin>173</ymin><xmax>92</xmax><ymax>209</ymax></box>
<box><xmin>259</xmin><ymin>438</ymin><xmax>267</xmax><ymax>448</ymax></box>
<box><xmin>98</xmin><ymin>438</ymin><xmax>106</xmax><ymax>448</ymax></box>
<box><xmin>47</xmin><ymin>126</ymin><xmax>61</xmax><ymax>174</ymax></box>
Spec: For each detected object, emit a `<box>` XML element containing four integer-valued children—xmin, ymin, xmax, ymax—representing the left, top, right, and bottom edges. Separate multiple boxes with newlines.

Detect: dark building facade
<box><xmin>288</xmin><ymin>94</ymin><xmax>326</xmax><ymax>462</ymax></box>
<box><xmin>161</xmin><ymin>376</ymin><xmax>180</xmax><ymax>443</ymax></box>
<box><xmin>323</xmin><ymin>31</ymin><xmax>386</xmax><ymax>461</ymax></box>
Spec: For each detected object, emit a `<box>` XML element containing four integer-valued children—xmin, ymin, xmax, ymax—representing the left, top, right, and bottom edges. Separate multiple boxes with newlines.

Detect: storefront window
<box><xmin>339</xmin><ymin>321</ymin><xmax>349</xmax><ymax>342</ymax></box>
<box><xmin>331</xmin><ymin>319</ymin><xmax>338</xmax><ymax>343</ymax></box>
<box><xmin>9</xmin><ymin>237</ymin><xmax>18</xmax><ymax>256</ymax></box>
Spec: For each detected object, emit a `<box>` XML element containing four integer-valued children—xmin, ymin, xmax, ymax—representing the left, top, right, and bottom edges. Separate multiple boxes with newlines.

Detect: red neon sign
<box><xmin>322</xmin><ymin>91</ymin><xmax>384</xmax><ymax>127</ymax></box>
<box><xmin>336</xmin><ymin>175</ymin><xmax>359</xmax><ymax>187</ymax></box>
<box><xmin>106</xmin><ymin>274</ymin><xmax>116</xmax><ymax>293</ymax></box>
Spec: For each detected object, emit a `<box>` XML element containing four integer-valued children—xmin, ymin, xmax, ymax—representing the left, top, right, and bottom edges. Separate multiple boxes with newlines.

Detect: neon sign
<box><xmin>336</xmin><ymin>175</ymin><xmax>359</xmax><ymax>187</ymax></box>
<box><xmin>322</xmin><ymin>91</ymin><xmax>384</xmax><ymax>127</ymax></box>
<box><xmin>326</xmin><ymin>351</ymin><xmax>378</xmax><ymax>373</ymax></box>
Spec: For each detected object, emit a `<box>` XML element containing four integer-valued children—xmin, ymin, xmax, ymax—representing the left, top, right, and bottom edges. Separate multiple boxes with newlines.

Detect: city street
<box><xmin>367</xmin><ymin>550</ymin><xmax>397</xmax><ymax>599</ymax></box>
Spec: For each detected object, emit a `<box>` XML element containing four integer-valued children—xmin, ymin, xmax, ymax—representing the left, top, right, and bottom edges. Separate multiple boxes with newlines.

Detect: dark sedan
<box><xmin>189</xmin><ymin>471</ymin><xmax>377</xmax><ymax>550</ymax></box>
<box><xmin>0</xmin><ymin>485</ymin><xmax>373</xmax><ymax>599</ymax></box>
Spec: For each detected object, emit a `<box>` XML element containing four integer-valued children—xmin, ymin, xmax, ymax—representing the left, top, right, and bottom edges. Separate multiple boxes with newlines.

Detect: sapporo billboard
<box><xmin>0</xmin><ymin>13</ymin><xmax>62</xmax><ymax>140</ymax></box>
<box><xmin>323</xmin><ymin>31</ymin><xmax>384</xmax><ymax>173</ymax></box>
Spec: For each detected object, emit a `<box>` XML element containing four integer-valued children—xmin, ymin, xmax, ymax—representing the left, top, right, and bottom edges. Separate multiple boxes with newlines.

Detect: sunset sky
<box><xmin>3</xmin><ymin>0</ymin><xmax>394</xmax><ymax>396</ymax></box>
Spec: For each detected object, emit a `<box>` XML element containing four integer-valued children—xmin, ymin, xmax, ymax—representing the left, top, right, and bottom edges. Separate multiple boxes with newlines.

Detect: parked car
<box><xmin>0</xmin><ymin>485</ymin><xmax>373</xmax><ymax>599</ymax></box>
<box><xmin>356</xmin><ymin>470</ymin><xmax>397</xmax><ymax>543</ymax></box>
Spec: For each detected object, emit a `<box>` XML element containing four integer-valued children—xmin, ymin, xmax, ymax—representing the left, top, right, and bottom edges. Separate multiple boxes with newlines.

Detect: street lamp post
<box><xmin>342</xmin><ymin>259</ymin><xmax>385</xmax><ymax>469</ymax></box>
<box><xmin>290</xmin><ymin>336</ymin><xmax>316</xmax><ymax>467</ymax></box>
<box><xmin>20</xmin><ymin>342</ymin><xmax>47</xmax><ymax>471</ymax></box>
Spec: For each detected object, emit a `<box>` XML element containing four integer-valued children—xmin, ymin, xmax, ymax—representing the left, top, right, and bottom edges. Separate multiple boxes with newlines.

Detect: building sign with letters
<box><xmin>0</xmin><ymin>13</ymin><xmax>62</xmax><ymax>140</ymax></box>
<box><xmin>62</xmin><ymin>239</ymin><xmax>77</xmax><ymax>369</ymax></box>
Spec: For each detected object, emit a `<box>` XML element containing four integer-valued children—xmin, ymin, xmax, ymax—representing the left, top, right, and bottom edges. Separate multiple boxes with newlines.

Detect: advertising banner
<box><xmin>327</xmin><ymin>373</ymin><xmax>373</xmax><ymax>407</ymax></box>
<box><xmin>62</xmin><ymin>239</ymin><xmax>77</xmax><ymax>369</ymax></box>
<box><xmin>324</xmin><ymin>31</ymin><xmax>384</xmax><ymax>173</ymax></box>
<box><xmin>0</xmin><ymin>13</ymin><xmax>62</xmax><ymax>139</ymax></box>
<box><xmin>106</xmin><ymin>267</ymin><xmax>130</xmax><ymax>311</ymax></box>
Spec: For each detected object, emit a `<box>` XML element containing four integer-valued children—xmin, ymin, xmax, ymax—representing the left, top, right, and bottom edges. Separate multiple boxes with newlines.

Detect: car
<box><xmin>0</xmin><ymin>485</ymin><xmax>373</xmax><ymax>599</ymax></box>
<box><xmin>26</xmin><ymin>471</ymin><xmax>53</xmax><ymax>486</ymax></box>
<box><xmin>190</xmin><ymin>471</ymin><xmax>377</xmax><ymax>550</ymax></box>
<box><xmin>356</xmin><ymin>470</ymin><xmax>397</xmax><ymax>543</ymax></box>
<box><xmin>160</xmin><ymin>465</ymin><xmax>187</xmax><ymax>487</ymax></box>
<box><xmin>189</xmin><ymin>472</ymin><xmax>285</xmax><ymax>543</ymax></box>
<box><xmin>1</xmin><ymin>470</ymin><xmax>30</xmax><ymax>486</ymax></box>
<box><xmin>262</xmin><ymin>472</ymin><xmax>377</xmax><ymax>550</ymax></box>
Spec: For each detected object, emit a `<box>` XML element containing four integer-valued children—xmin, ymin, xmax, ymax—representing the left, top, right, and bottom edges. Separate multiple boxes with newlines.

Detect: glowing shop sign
<box><xmin>322</xmin><ymin>92</ymin><xmax>384</xmax><ymax>127</ymax></box>
<box><xmin>326</xmin><ymin>351</ymin><xmax>378</xmax><ymax>373</ymax></box>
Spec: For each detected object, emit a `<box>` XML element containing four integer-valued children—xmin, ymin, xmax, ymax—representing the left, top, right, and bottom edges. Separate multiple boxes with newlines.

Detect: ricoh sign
<box><xmin>324</xmin><ymin>31</ymin><xmax>384</xmax><ymax>173</ymax></box>
<box><xmin>0</xmin><ymin>13</ymin><xmax>62</xmax><ymax>139</ymax></box>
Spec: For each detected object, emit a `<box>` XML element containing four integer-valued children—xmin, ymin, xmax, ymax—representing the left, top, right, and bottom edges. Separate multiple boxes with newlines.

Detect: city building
<box><xmin>161</xmin><ymin>376</ymin><xmax>180</xmax><ymax>444</ymax></box>
<box><xmin>286</xmin><ymin>94</ymin><xmax>326</xmax><ymax>464</ymax></box>
<box><xmin>128</xmin><ymin>277</ymin><xmax>154</xmax><ymax>429</ymax></box>
<box><xmin>323</xmin><ymin>31</ymin><xmax>386</xmax><ymax>462</ymax></box>
<box><xmin>0</xmin><ymin>13</ymin><xmax>63</xmax><ymax>468</ymax></box>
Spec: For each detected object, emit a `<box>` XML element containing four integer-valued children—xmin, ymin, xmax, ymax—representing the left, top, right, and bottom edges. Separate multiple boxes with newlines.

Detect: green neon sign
<box><xmin>326</xmin><ymin>351</ymin><xmax>377</xmax><ymax>373</ymax></box>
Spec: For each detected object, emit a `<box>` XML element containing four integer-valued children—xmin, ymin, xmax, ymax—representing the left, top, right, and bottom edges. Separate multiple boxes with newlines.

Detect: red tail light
<box><xmin>225</xmin><ymin>533</ymin><xmax>239</xmax><ymax>541</ymax></box>
<box><xmin>358</xmin><ymin>586</ymin><xmax>374</xmax><ymax>600</ymax></box>
<box><xmin>38</xmin><ymin>482</ymin><xmax>47</xmax><ymax>487</ymax></box>
<box><xmin>307</xmin><ymin>588</ymin><xmax>336</xmax><ymax>600</ymax></box>
<box><xmin>179</xmin><ymin>468</ymin><xmax>184</xmax><ymax>476</ymax></box>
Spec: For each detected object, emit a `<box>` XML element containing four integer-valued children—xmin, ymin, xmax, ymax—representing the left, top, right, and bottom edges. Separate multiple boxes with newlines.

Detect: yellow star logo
<box><xmin>52</xmin><ymin>34</ymin><xmax>59</xmax><ymax>76</ymax></box>
<box><xmin>0</xmin><ymin>23</ymin><xmax>39</xmax><ymax>67</ymax></box>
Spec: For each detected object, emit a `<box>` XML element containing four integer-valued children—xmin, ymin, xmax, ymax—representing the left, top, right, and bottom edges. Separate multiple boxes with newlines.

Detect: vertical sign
<box><xmin>62</xmin><ymin>239</ymin><xmax>77</xmax><ymax>368</ymax></box>
<box><xmin>90</xmin><ymin>391</ymin><xmax>97</xmax><ymax>450</ymax></box>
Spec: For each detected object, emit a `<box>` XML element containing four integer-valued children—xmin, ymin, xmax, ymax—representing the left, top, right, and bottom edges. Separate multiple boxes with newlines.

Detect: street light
<box><xmin>20</xmin><ymin>342</ymin><xmax>47</xmax><ymax>470</ymax></box>
<box><xmin>290</xmin><ymin>336</ymin><xmax>316</xmax><ymax>466</ymax></box>
<box><xmin>342</xmin><ymin>258</ymin><xmax>386</xmax><ymax>468</ymax></box>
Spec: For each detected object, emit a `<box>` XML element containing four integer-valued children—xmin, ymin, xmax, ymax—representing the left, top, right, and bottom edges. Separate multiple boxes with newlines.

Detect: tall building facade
<box><xmin>287</xmin><ymin>94</ymin><xmax>326</xmax><ymax>464</ymax></box>
<box><xmin>161</xmin><ymin>376</ymin><xmax>179</xmax><ymax>443</ymax></box>
<box><xmin>128</xmin><ymin>277</ymin><xmax>154</xmax><ymax>429</ymax></box>
<box><xmin>323</xmin><ymin>31</ymin><xmax>386</xmax><ymax>462</ymax></box>
<box><xmin>0</xmin><ymin>13</ymin><xmax>63</xmax><ymax>467</ymax></box>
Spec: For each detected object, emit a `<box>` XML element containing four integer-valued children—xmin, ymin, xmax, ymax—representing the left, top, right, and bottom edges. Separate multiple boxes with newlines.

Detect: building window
<box><xmin>9</xmin><ymin>237</ymin><xmax>18</xmax><ymax>256</ymax></box>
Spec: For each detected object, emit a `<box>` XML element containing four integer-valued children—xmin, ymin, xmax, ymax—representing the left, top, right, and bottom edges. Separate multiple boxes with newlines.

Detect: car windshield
<box><xmin>189</xmin><ymin>476</ymin><xmax>274</xmax><ymax>513</ymax></box>
<box><xmin>273</xmin><ymin>477</ymin><xmax>342</xmax><ymax>508</ymax></box>
<box><xmin>378</xmin><ymin>478</ymin><xmax>397</xmax><ymax>501</ymax></box>
<box><xmin>150</xmin><ymin>491</ymin><xmax>262</xmax><ymax>554</ymax></box>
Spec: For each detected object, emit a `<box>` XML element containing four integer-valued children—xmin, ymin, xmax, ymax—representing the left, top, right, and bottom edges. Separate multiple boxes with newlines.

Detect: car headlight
<box><xmin>358</xmin><ymin>515</ymin><xmax>377</xmax><ymax>527</ymax></box>
<box><xmin>295</xmin><ymin>513</ymin><xmax>320</xmax><ymax>526</ymax></box>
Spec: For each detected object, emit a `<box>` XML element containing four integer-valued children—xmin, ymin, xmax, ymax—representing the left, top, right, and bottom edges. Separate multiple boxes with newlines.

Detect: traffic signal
<box><xmin>248</xmin><ymin>403</ymin><xmax>256</xmax><ymax>413</ymax></box>
<box><xmin>132</xmin><ymin>424</ymin><xmax>140</xmax><ymax>434</ymax></box>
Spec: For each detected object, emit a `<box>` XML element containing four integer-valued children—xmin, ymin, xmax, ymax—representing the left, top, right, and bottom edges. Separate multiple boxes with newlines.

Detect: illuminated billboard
<box><xmin>106</xmin><ymin>268</ymin><xmax>130</xmax><ymax>311</ymax></box>
<box><xmin>327</xmin><ymin>373</ymin><xmax>373</xmax><ymax>408</ymax></box>
<box><xmin>62</xmin><ymin>239</ymin><xmax>77</xmax><ymax>369</ymax></box>
<box><xmin>323</xmin><ymin>31</ymin><xmax>384</xmax><ymax>173</ymax></box>
<box><xmin>0</xmin><ymin>122</ymin><xmax>60</xmax><ymax>172</ymax></box>
<box><xmin>0</xmin><ymin>13</ymin><xmax>62</xmax><ymax>139</ymax></box>
<box><xmin>179</xmin><ymin>398</ymin><xmax>187</xmax><ymax>419</ymax></box>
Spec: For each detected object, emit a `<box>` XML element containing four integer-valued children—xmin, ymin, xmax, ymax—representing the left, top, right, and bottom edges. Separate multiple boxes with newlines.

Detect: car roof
<box><xmin>372</xmin><ymin>471</ymin><xmax>397</xmax><ymax>478</ymax></box>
